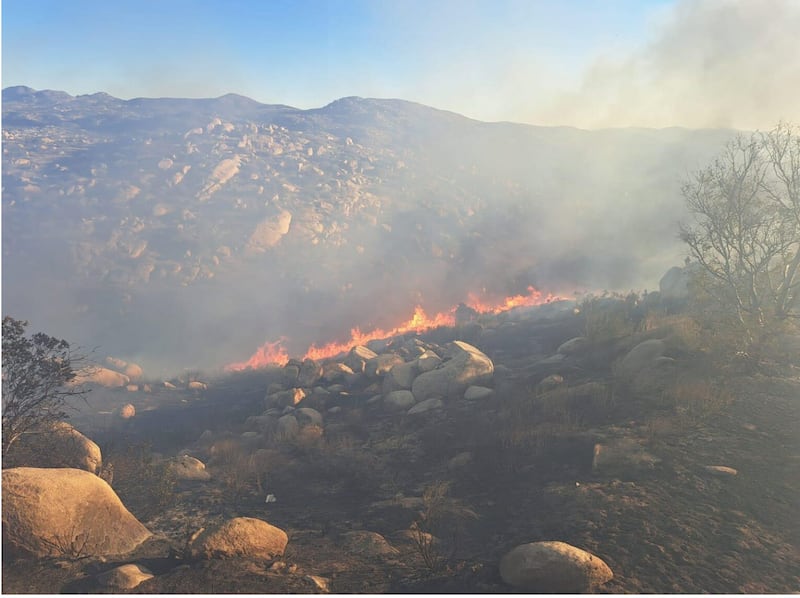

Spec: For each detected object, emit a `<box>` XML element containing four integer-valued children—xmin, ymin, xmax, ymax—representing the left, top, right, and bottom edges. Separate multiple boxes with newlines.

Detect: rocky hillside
<box><xmin>2</xmin><ymin>87</ymin><xmax>735</xmax><ymax>374</ymax></box>
<box><xmin>3</xmin><ymin>293</ymin><xmax>798</xmax><ymax>593</ymax></box>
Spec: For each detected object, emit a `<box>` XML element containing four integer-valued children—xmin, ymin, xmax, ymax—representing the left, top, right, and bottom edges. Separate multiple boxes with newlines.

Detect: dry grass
<box><xmin>665</xmin><ymin>378</ymin><xmax>734</xmax><ymax>427</ymax></box>
<box><xmin>103</xmin><ymin>442</ymin><xmax>176</xmax><ymax>521</ymax></box>
<box><xmin>579</xmin><ymin>292</ymin><xmax>645</xmax><ymax>343</ymax></box>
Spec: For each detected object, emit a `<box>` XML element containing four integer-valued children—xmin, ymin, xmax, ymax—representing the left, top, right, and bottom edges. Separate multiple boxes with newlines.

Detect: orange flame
<box><xmin>228</xmin><ymin>286</ymin><xmax>560</xmax><ymax>370</ymax></box>
<box><xmin>465</xmin><ymin>285</ymin><xmax>553</xmax><ymax>314</ymax></box>
<box><xmin>303</xmin><ymin>305</ymin><xmax>456</xmax><ymax>362</ymax></box>
<box><xmin>226</xmin><ymin>339</ymin><xmax>290</xmax><ymax>371</ymax></box>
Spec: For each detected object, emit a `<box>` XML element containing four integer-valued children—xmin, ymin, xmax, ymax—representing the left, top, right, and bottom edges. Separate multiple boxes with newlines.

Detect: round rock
<box><xmin>188</xmin><ymin>517</ymin><xmax>288</xmax><ymax>560</ymax></box>
<box><xmin>499</xmin><ymin>540</ymin><xmax>613</xmax><ymax>593</ymax></box>
<box><xmin>168</xmin><ymin>455</ymin><xmax>211</xmax><ymax>481</ymax></box>
<box><xmin>2</xmin><ymin>467</ymin><xmax>151</xmax><ymax>558</ymax></box>
<box><xmin>96</xmin><ymin>564</ymin><xmax>154</xmax><ymax>590</ymax></box>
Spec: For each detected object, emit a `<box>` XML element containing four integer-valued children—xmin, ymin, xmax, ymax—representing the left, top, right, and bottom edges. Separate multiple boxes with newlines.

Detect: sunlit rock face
<box><xmin>499</xmin><ymin>541</ymin><xmax>613</xmax><ymax>593</ymax></box>
<box><xmin>2</xmin><ymin>467</ymin><xmax>151</xmax><ymax>558</ymax></box>
<box><xmin>1</xmin><ymin>87</ymin><xmax>736</xmax><ymax>374</ymax></box>
<box><xmin>6</xmin><ymin>422</ymin><xmax>102</xmax><ymax>473</ymax></box>
<box><xmin>187</xmin><ymin>517</ymin><xmax>288</xmax><ymax>560</ymax></box>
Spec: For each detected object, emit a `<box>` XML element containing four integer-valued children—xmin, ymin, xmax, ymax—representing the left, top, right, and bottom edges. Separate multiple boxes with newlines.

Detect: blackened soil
<box><xmin>3</xmin><ymin>319</ymin><xmax>799</xmax><ymax>594</ymax></box>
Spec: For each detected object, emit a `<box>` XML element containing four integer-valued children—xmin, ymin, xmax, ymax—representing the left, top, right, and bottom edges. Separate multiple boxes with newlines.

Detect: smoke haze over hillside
<box><xmin>1</xmin><ymin>88</ymin><xmax>742</xmax><ymax>375</ymax></box>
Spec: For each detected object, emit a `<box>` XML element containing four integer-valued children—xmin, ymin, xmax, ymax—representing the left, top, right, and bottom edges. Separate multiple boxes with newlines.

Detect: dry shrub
<box><xmin>665</xmin><ymin>378</ymin><xmax>734</xmax><ymax>427</ymax></box>
<box><xmin>288</xmin><ymin>443</ymin><xmax>382</xmax><ymax>498</ymax></box>
<box><xmin>103</xmin><ymin>443</ymin><xmax>176</xmax><ymax>521</ymax></box>
<box><xmin>208</xmin><ymin>437</ymin><xmax>244</xmax><ymax>464</ymax></box>
<box><xmin>409</xmin><ymin>481</ymin><xmax>478</xmax><ymax>572</ymax></box>
<box><xmin>324</xmin><ymin>427</ymin><xmax>358</xmax><ymax>451</ymax></box>
<box><xmin>39</xmin><ymin>525</ymin><xmax>91</xmax><ymax>560</ymax></box>
<box><xmin>643</xmin><ymin>414</ymin><xmax>683</xmax><ymax>446</ymax></box>
<box><xmin>683</xmin><ymin>287</ymin><xmax>796</xmax><ymax>369</ymax></box>
<box><xmin>648</xmin><ymin>314</ymin><xmax>705</xmax><ymax>353</ymax></box>
<box><xmin>208</xmin><ymin>439</ymin><xmax>265</xmax><ymax>502</ymax></box>
<box><xmin>248</xmin><ymin>448</ymin><xmax>289</xmax><ymax>494</ymax></box>
<box><xmin>538</xmin><ymin>382</ymin><xmax>614</xmax><ymax>426</ymax></box>
<box><xmin>485</xmin><ymin>380</ymin><xmax>618</xmax><ymax>476</ymax></box>
<box><xmin>580</xmin><ymin>293</ymin><xmax>642</xmax><ymax>343</ymax></box>
<box><xmin>290</xmin><ymin>424</ymin><xmax>325</xmax><ymax>453</ymax></box>
<box><xmin>493</xmin><ymin>395</ymin><xmax>568</xmax><ymax>471</ymax></box>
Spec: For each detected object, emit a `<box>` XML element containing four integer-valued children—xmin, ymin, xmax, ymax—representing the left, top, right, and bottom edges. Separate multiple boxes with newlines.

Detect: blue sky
<box><xmin>3</xmin><ymin>0</ymin><xmax>799</xmax><ymax>128</ymax></box>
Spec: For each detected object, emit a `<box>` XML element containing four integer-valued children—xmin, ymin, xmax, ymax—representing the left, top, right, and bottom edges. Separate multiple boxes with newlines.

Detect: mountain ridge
<box><xmin>3</xmin><ymin>86</ymin><xmax>743</xmax><ymax>134</ymax></box>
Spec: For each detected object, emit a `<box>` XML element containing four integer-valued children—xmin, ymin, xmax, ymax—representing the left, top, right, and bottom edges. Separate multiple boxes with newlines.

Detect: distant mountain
<box><xmin>2</xmin><ymin>87</ymin><xmax>736</xmax><ymax>374</ymax></box>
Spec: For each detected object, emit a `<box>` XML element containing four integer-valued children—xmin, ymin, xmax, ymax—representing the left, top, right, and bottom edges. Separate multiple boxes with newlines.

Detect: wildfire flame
<box><xmin>227</xmin><ymin>339</ymin><xmax>290</xmax><ymax>371</ymax></box>
<box><xmin>465</xmin><ymin>285</ymin><xmax>547</xmax><ymax>314</ymax></box>
<box><xmin>226</xmin><ymin>286</ymin><xmax>559</xmax><ymax>371</ymax></box>
<box><xmin>304</xmin><ymin>305</ymin><xmax>457</xmax><ymax>362</ymax></box>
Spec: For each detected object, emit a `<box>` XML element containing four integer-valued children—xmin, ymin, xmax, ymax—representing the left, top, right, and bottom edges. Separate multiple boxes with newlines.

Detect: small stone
<box><xmin>268</xmin><ymin>561</ymin><xmax>287</xmax><ymax>572</ymax></box>
<box><xmin>305</xmin><ymin>574</ymin><xmax>330</xmax><ymax>592</ymax></box>
<box><xmin>704</xmin><ymin>465</ymin><xmax>738</xmax><ymax>477</ymax></box>
<box><xmin>96</xmin><ymin>564</ymin><xmax>154</xmax><ymax>590</ymax></box>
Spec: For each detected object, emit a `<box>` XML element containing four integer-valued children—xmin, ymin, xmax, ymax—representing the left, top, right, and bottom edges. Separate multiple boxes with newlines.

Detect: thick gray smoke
<box><xmin>530</xmin><ymin>0</ymin><xmax>800</xmax><ymax>129</ymax></box>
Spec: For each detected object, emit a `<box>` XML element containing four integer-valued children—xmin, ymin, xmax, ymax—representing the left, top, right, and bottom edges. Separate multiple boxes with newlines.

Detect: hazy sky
<box><xmin>3</xmin><ymin>0</ymin><xmax>799</xmax><ymax>129</ymax></box>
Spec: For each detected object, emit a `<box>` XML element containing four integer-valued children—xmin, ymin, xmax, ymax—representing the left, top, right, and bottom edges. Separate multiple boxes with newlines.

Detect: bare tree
<box><xmin>679</xmin><ymin>123</ymin><xmax>800</xmax><ymax>347</ymax></box>
<box><xmin>1</xmin><ymin>317</ymin><xmax>89</xmax><ymax>458</ymax></box>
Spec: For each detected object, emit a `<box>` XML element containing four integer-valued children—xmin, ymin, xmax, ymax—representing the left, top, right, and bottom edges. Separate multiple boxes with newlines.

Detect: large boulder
<box><xmin>71</xmin><ymin>366</ymin><xmax>129</xmax><ymax>388</ymax></box>
<box><xmin>275</xmin><ymin>414</ymin><xmax>299</xmax><ymax>439</ymax></box>
<box><xmin>499</xmin><ymin>541</ymin><xmax>613</xmax><ymax>593</ymax></box>
<box><xmin>7</xmin><ymin>422</ymin><xmax>102</xmax><ymax>473</ymax></box>
<box><xmin>2</xmin><ymin>467</ymin><xmax>151</xmax><ymax>558</ymax></box>
<box><xmin>365</xmin><ymin>353</ymin><xmax>405</xmax><ymax>380</ymax></box>
<box><xmin>297</xmin><ymin>358</ymin><xmax>323</xmax><ymax>387</ymax></box>
<box><xmin>322</xmin><ymin>362</ymin><xmax>354</xmax><ymax>383</ymax></box>
<box><xmin>267</xmin><ymin>387</ymin><xmax>307</xmax><ymax>409</ymax></box>
<box><xmin>245</xmin><ymin>414</ymin><xmax>277</xmax><ymax>434</ymax></box>
<box><xmin>411</xmin><ymin>341</ymin><xmax>493</xmax><ymax>401</ymax></box>
<box><xmin>295</xmin><ymin>407</ymin><xmax>323</xmax><ymax>428</ymax></box>
<box><xmin>557</xmin><ymin>336</ymin><xmax>588</xmax><ymax>356</ymax></box>
<box><xmin>106</xmin><ymin>357</ymin><xmax>144</xmax><ymax>381</ymax></box>
<box><xmin>617</xmin><ymin>339</ymin><xmax>667</xmax><ymax>379</ymax></box>
<box><xmin>416</xmin><ymin>350</ymin><xmax>443</xmax><ymax>373</ymax></box>
<box><xmin>281</xmin><ymin>363</ymin><xmax>301</xmax><ymax>386</ymax></box>
<box><xmin>343</xmin><ymin>345</ymin><xmax>379</xmax><ymax>373</ymax></box>
<box><xmin>382</xmin><ymin>360</ymin><xmax>418</xmax><ymax>393</ymax></box>
<box><xmin>123</xmin><ymin>362</ymin><xmax>144</xmax><ymax>381</ymax></box>
<box><xmin>384</xmin><ymin>390</ymin><xmax>416</xmax><ymax>411</ymax></box>
<box><xmin>187</xmin><ymin>517</ymin><xmax>288</xmax><ymax>560</ymax></box>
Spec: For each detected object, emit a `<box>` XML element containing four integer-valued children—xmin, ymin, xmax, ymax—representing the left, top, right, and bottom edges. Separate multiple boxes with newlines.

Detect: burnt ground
<box><xmin>2</xmin><ymin>311</ymin><xmax>799</xmax><ymax>594</ymax></box>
